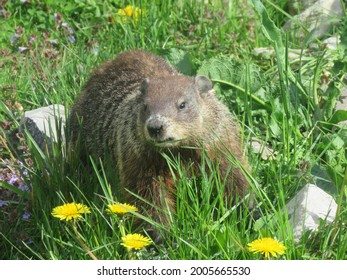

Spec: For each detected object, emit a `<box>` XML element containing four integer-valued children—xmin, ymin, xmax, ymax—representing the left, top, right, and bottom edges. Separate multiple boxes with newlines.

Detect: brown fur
<box><xmin>69</xmin><ymin>50</ymin><xmax>252</xmax><ymax>237</ymax></box>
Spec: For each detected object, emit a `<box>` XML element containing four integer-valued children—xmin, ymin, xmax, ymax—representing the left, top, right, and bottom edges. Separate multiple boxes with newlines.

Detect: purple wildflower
<box><xmin>29</xmin><ymin>35</ymin><xmax>37</xmax><ymax>43</ymax></box>
<box><xmin>10</xmin><ymin>33</ymin><xmax>19</xmax><ymax>44</ymax></box>
<box><xmin>8</xmin><ymin>174</ymin><xmax>19</xmax><ymax>185</ymax></box>
<box><xmin>18</xmin><ymin>184</ymin><xmax>30</xmax><ymax>192</ymax></box>
<box><xmin>62</xmin><ymin>22</ymin><xmax>69</xmax><ymax>28</ymax></box>
<box><xmin>18</xmin><ymin>46</ymin><xmax>28</xmax><ymax>53</ymax></box>
<box><xmin>49</xmin><ymin>39</ymin><xmax>58</xmax><ymax>45</ymax></box>
<box><xmin>69</xmin><ymin>36</ymin><xmax>76</xmax><ymax>43</ymax></box>
<box><xmin>22</xmin><ymin>169</ymin><xmax>28</xmax><ymax>176</ymax></box>
<box><xmin>0</xmin><ymin>9</ymin><xmax>4</xmax><ymax>15</ymax></box>
<box><xmin>0</xmin><ymin>200</ymin><xmax>8</xmax><ymax>207</ymax></box>
<box><xmin>22</xmin><ymin>212</ymin><xmax>30</xmax><ymax>220</ymax></box>
<box><xmin>26</xmin><ymin>239</ymin><xmax>34</xmax><ymax>245</ymax></box>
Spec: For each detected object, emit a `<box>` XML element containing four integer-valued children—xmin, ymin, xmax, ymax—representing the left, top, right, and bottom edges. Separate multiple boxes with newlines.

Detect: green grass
<box><xmin>1</xmin><ymin>0</ymin><xmax>347</xmax><ymax>260</ymax></box>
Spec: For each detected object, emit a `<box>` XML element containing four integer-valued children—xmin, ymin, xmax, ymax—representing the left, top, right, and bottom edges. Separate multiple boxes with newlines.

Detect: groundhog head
<box><xmin>139</xmin><ymin>75</ymin><xmax>214</xmax><ymax>147</ymax></box>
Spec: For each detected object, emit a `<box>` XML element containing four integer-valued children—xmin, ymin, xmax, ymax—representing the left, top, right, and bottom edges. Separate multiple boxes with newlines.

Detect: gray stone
<box><xmin>287</xmin><ymin>0</ymin><xmax>320</xmax><ymax>15</ymax></box>
<box><xmin>334</xmin><ymin>87</ymin><xmax>347</xmax><ymax>127</ymax></box>
<box><xmin>323</xmin><ymin>35</ymin><xmax>340</xmax><ymax>51</ymax></box>
<box><xmin>250</xmin><ymin>138</ymin><xmax>275</xmax><ymax>160</ymax></box>
<box><xmin>283</xmin><ymin>0</ymin><xmax>343</xmax><ymax>39</ymax></box>
<box><xmin>19</xmin><ymin>105</ymin><xmax>66</xmax><ymax>154</ymax></box>
<box><xmin>335</xmin><ymin>87</ymin><xmax>347</xmax><ymax>111</ymax></box>
<box><xmin>286</xmin><ymin>183</ymin><xmax>337</xmax><ymax>242</ymax></box>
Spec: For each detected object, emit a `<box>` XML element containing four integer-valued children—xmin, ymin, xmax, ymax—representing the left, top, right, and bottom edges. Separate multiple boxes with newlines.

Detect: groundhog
<box><xmin>69</xmin><ymin>50</ymin><xmax>252</xmax><ymax>237</ymax></box>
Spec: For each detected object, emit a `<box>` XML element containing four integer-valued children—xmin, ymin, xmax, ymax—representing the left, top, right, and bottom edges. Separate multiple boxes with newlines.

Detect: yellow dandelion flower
<box><xmin>117</xmin><ymin>5</ymin><xmax>142</xmax><ymax>23</ymax></box>
<box><xmin>107</xmin><ymin>202</ymin><xmax>138</xmax><ymax>214</ymax></box>
<box><xmin>247</xmin><ymin>237</ymin><xmax>286</xmax><ymax>259</ymax></box>
<box><xmin>51</xmin><ymin>202</ymin><xmax>90</xmax><ymax>221</ymax></box>
<box><xmin>117</xmin><ymin>8</ymin><xmax>127</xmax><ymax>17</ymax></box>
<box><xmin>123</xmin><ymin>5</ymin><xmax>135</xmax><ymax>17</ymax></box>
<box><xmin>121</xmin><ymin>233</ymin><xmax>152</xmax><ymax>250</ymax></box>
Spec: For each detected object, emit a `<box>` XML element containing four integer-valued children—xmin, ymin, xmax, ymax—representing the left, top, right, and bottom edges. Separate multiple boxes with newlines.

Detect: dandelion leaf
<box><xmin>197</xmin><ymin>56</ymin><xmax>241</xmax><ymax>83</ymax></box>
<box><xmin>197</xmin><ymin>55</ymin><xmax>265</xmax><ymax>94</ymax></box>
<box><xmin>161</xmin><ymin>48</ymin><xmax>194</xmax><ymax>76</ymax></box>
<box><xmin>311</xmin><ymin>164</ymin><xmax>338</xmax><ymax>196</ymax></box>
<box><xmin>248</xmin><ymin>0</ymin><xmax>284</xmax><ymax>65</ymax></box>
<box><xmin>329</xmin><ymin>110</ymin><xmax>347</xmax><ymax>126</ymax></box>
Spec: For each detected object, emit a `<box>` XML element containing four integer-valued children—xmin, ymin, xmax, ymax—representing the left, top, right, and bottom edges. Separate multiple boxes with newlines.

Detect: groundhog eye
<box><xmin>179</xmin><ymin>102</ymin><xmax>186</xmax><ymax>110</ymax></box>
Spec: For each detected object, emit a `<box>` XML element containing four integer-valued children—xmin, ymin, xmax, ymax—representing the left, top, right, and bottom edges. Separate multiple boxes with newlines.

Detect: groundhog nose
<box><xmin>147</xmin><ymin>120</ymin><xmax>164</xmax><ymax>139</ymax></box>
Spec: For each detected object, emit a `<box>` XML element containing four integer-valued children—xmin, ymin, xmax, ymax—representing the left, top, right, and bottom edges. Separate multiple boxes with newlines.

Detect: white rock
<box><xmin>250</xmin><ymin>138</ymin><xmax>275</xmax><ymax>160</ymax></box>
<box><xmin>283</xmin><ymin>0</ymin><xmax>344</xmax><ymax>39</ymax></box>
<box><xmin>335</xmin><ymin>87</ymin><xmax>347</xmax><ymax>111</ymax></box>
<box><xmin>334</xmin><ymin>87</ymin><xmax>347</xmax><ymax>127</ymax></box>
<box><xmin>323</xmin><ymin>35</ymin><xmax>340</xmax><ymax>51</ymax></box>
<box><xmin>287</xmin><ymin>0</ymin><xmax>317</xmax><ymax>15</ymax></box>
<box><xmin>286</xmin><ymin>183</ymin><xmax>337</xmax><ymax>242</ymax></box>
<box><xmin>20</xmin><ymin>104</ymin><xmax>66</xmax><ymax>154</ymax></box>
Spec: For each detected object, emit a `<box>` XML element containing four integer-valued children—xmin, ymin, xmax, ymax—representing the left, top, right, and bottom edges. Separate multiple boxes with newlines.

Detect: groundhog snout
<box><xmin>146</xmin><ymin>116</ymin><xmax>175</xmax><ymax>142</ymax></box>
<box><xmin>147</xmin><ymin>119</ymin><xmax>164</xmax><ymax>138</ymax></box>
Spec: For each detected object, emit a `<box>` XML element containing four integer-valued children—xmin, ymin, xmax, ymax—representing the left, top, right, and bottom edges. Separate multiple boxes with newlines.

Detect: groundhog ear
<box><xmin>195</xmin><ymin>76</ymin><xmax>213</xmax><ymax>96</ymax></box>
<box><xmin>140</xmin><ymin>78</ymin><xmax>150</xmax><ymax>94</ymax></box>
